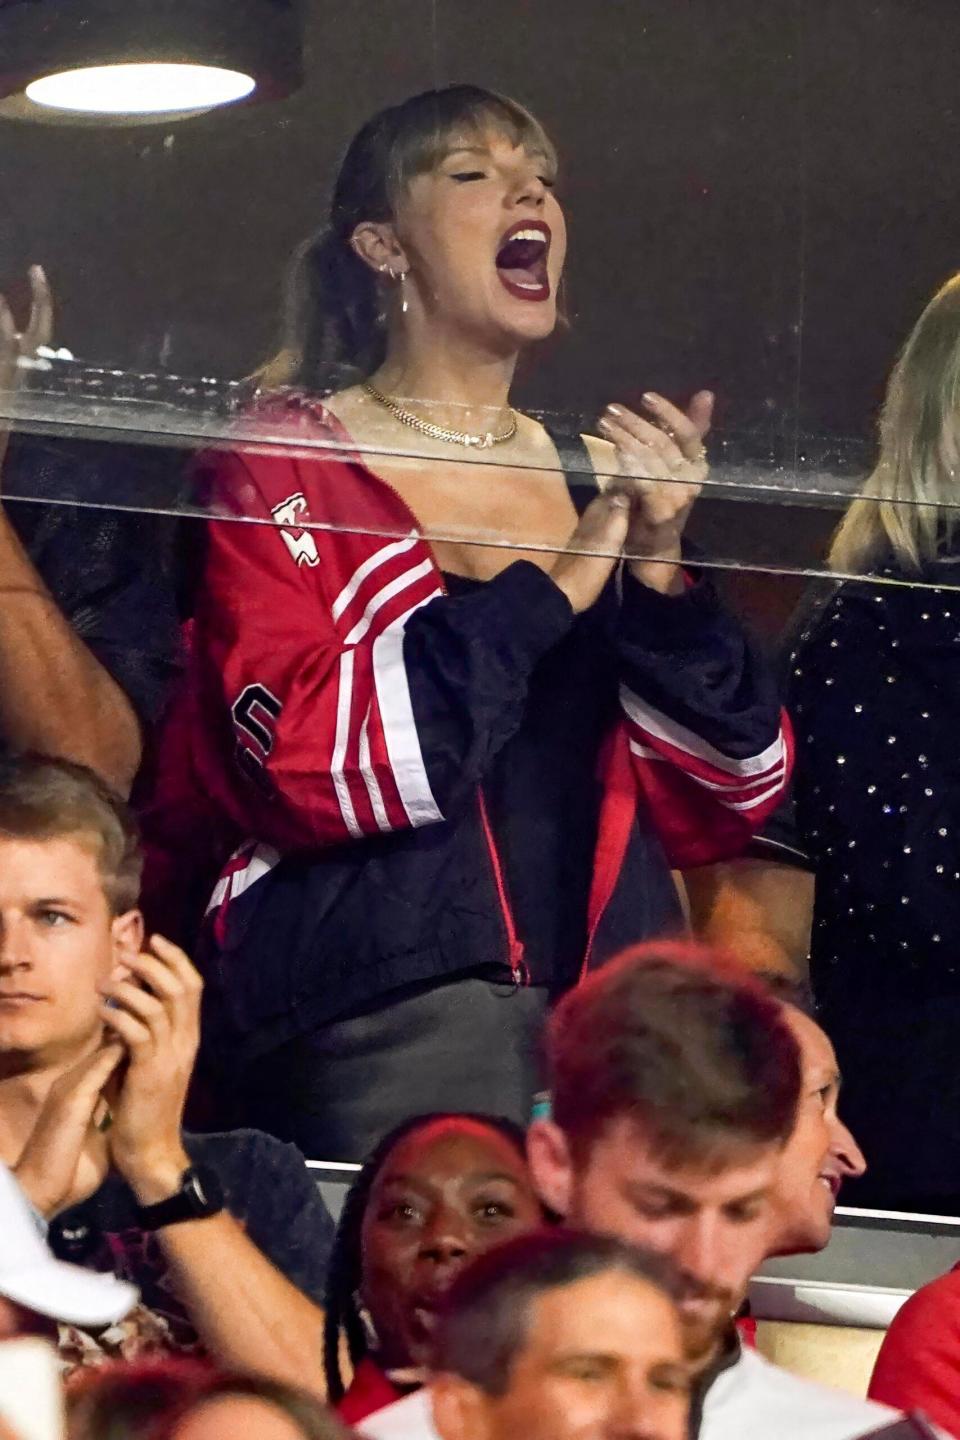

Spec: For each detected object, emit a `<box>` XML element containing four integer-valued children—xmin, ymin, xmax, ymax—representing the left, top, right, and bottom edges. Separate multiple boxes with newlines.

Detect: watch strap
<box><xmin>134</xmin><ymin>1165</ymin><xmax>224</xmax><ymax>1232</ymax></box>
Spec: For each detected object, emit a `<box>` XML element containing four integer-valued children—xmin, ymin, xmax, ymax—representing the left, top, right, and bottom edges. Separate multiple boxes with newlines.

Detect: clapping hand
<box><xmin>12</xmin><ymin>1043</ymin><xmax>124</xmax><ymax>1218</ymax></box>
<box><xmin>598</xmin><ymin>390</ymin><xmax>713</xmax><ymax>588</ymax></box>
<box><xmin>98</xmin><ymin>935</ymin><xmax>202</xmax><ymax>1205</ymax></box>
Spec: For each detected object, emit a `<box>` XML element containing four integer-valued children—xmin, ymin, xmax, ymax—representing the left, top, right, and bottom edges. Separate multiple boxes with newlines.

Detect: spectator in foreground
<box><xmin>0</xmin><ymin>754</ymin><xmax>334</xmax><ymax>1384</ymax></box>
<box><xmin>869</xmin><ymin>1262</ymin><xmax>960</xmax><ymax>1439</ymax></box>
<box><xmin>324</xmin><ymin>1114</ymin><xmax>544</xmax><ymax>1423</ymax></box>
<box><xmin>762</xmin><ymin>974</ymin><xmax>866</xmax><ymax>1256</ymax></box>
<box><xmin>361</xmin><ymin>944</ymin><xmax>899</xmax><ymax>1440</ymax></box>
<box><xmin>528</xmin><ymin>946</ymin><xmax>895</xmax><ymax>1438</ymax></box>
<box><xmin>68</xmin><ymin>1361</ymin><xmax>354</xmax><ymax>1440</ymax></box>
<box><xmin>168</xmin><ymin>1376</ymin><xmax>354</xmax><ymax>1440</ymax></box>
<box><xmin>429</xmin><ymin>1230</ymin><xmax>690</xmax><ymax>1440</ymax></box>
<box><xmin>0</xmin><ymin>1159</ymin><xmax>136</xmax><ymax>1340</ymax></box>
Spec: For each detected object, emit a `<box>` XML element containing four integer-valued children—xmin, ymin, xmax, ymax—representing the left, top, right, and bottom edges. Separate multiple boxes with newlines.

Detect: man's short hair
<box><xmin>435</xmin><ymin>1229</ymin><xmax>683</xmax><ymax>1397</ymax></box>
<box><xmin>548</xmin><ymin>941</ymin><xmax>801</xmax><ymax>1169</ymax></box>
<box><xmin>0</xmin><ymin>753</ymin><xmax>142</xmax><ymax>914</ymax></box>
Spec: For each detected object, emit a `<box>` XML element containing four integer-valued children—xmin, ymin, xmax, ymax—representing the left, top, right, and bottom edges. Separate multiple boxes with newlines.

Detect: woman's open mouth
<box><xmin>495</xmin><ymin>220</ymin><xmax>551</xmax><ymax>302</ymax></box>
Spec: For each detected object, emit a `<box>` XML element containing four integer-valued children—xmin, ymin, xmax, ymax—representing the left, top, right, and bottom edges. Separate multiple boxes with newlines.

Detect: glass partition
<box><xmin>3</xmin><ymin>360</ymin><xmax>960</xmax><ymax>588</ymax></box>
<box><xmin>2</xmin><ymin>0</ymin><xmax>959</xmax><ymax>1219</ymax></box>
<box><xmin>3</xmin><ymin>0</ymin><xmax>960</xmax><ymax>585</ymax></box>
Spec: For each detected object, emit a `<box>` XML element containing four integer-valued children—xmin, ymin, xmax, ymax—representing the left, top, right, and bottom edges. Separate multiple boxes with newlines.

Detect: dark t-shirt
<box><xmin>46</xmin><ymin>1129</ymin><xmax>335</xmax><ymax>1369</ymax></box>
<box><xmin>2</xmin><ymin>432</ymin><xmax>183</xmax><ymax>734</ymax></box>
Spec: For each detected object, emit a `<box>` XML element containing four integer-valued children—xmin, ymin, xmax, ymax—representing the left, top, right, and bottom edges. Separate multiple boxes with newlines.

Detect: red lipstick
<box><xmin>494</xmin><ymin>219</ymin><xmax>552</xmax><ymax>303</ymax></box>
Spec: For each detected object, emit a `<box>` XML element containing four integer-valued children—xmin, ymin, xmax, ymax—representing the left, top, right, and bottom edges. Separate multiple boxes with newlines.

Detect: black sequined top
<box><xmin>791</xmin><ymin>559</ymin><xmax>960</xmax><ymax>1011</ymax></box>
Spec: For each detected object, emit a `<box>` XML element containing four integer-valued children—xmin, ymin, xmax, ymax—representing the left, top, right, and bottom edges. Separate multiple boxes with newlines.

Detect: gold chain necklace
<box><xmin>361</xmin><ymin>382</ymin><xmax>518</xmax><ymax>450</ymax></box>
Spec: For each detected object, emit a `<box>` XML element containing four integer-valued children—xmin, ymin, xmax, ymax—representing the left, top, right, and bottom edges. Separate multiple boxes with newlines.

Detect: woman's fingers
<box><xmin>602</xmin><ymin>405</ymin><xmax>680</xmax><ymax>465</ymax></box>
<box><xmin>600</xmin><ymin>394</ymin><xmax>711</xmax><ymax>475</ymax></box>
<box><xmin>638</xmin><ymin>391</ymin><xmax>713</xmax><ymax>463</ymax></box>
<box><xmin>550</xmin><ymin>493</ymin><xmax>630</xmax><ymax>613</ymax></box>
<box><xmin>642</xmin><ymin>390</ymin><xmax>711</xmax><ymax>453</ymax></box>
<box><xmin>598</xmin><ymin>414</ymin><xmax>699</xmax><ymax>528</ymax></box>
<box><xmin>686</xmin><ymin>389</ymin><xmax>714</xmax><ymax>440</ymax></box>
<box><xmin>598</xmin><ymin>414</ymin><xmax>673</xmax><ymax>480</ymax></box>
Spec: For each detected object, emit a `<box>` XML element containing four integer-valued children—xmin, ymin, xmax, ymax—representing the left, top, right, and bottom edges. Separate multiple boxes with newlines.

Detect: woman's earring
<box><xmin>383</xmin><ymin>265</ymin><xmax>410</xmax><ymax>315</ymax></box>
<box><xmin>376</xmin><ymin>264</ymin><xmax>390</xmax><ymax>324</ymax></box>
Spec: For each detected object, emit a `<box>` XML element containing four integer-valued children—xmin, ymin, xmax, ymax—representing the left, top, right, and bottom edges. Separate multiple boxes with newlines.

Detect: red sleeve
<box><xmin>622</xmin><ymin>696</ymin><xmax>794</xmax><ymax>868</ymax></box>
<box><xmin>869</xmin><ymin>1273</ymin><xmax>960</xmax><ymax>1440</ymax></box>
<box><xmin>616</xmin><ymin>570</ymin><xmax>793</xmax><ymax>868</ymax></box>
<box><xmin>189</xmin><ymin>450</ymin><xmax>443</xmax><ymax>849</ymax></box>
<box><xmin>337</xmin><ymin>1360</ymin><xmax>404</xmax><ymax>1424</ymax></box>
<box><xmin>188</xmin><ymin>449</ymin><xmax>572</xmax><ymax>851</ymax></box>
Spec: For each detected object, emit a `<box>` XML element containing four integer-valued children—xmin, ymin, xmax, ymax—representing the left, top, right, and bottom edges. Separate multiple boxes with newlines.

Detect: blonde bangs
<box><xmin>387</xmin><ymin>92</ymin><xmax>557</xmax><ymax>200</ymax></box>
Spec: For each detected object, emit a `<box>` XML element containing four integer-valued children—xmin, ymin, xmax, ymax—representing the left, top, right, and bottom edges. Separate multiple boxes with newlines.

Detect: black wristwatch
<box><xmin>134</xmin><ymin>1165</ymin><xmax>225</xmax><ymax>1232</ymax></box>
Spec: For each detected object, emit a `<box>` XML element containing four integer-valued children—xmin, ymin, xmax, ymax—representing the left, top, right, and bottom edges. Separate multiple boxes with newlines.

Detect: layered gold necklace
<box><xmin>361</xmin><ymin>382</ymin><xmax>518</xmax><ymax>450</ymax></box>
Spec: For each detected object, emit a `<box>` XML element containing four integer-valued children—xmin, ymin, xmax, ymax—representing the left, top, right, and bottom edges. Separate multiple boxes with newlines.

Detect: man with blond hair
<box><xmin>0</xmin><ymin>752</ymin><xmax>334</xmax><ymax>1384</ymax></box>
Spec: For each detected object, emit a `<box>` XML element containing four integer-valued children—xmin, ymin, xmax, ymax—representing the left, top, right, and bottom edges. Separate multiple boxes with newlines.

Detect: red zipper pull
<box><xmin>476</xmin><ymin>789</ymin><xmax>528</xmax><ymax>988</ymax></box>
<box><xmin>510</xmin><ymin>940</ymin><xmax>528</xmax><ymax>987</ymax></box>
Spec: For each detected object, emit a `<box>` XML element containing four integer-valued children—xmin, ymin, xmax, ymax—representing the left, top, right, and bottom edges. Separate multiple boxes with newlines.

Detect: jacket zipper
<box><xmin>477</xmin><ymin>788</ymin><xmax>528</xmax><ymax>987</ymax></box>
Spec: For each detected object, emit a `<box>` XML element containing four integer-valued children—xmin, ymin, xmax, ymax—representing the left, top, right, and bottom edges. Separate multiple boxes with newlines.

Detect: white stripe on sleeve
<box><xmin>331</xmin><ymin>649</ymin><xmax>363</xmax><ymax>839</ymax></box>
<box><xmin>359</xmin><ymin>707</ymin><xmax>392</xmax><ymax>833</ymax></box>
<box><xmin>343</xmin><ymin>559</ymin><xmax>437</xmax><ymax>646</ymax></box>
<box><xmin>371</xmin><ymin>596</ymin><xmax>444</xmax><ymax>827</ymax></box>
<box><xmin>332</xmin><ymin>534</ymin><xmax>420</xmax><ymax>622</ymax></box>
<box><xmin>620</xmin><ymin>685</ymin><xmax>785</xmax><ymax>779</ymax></box>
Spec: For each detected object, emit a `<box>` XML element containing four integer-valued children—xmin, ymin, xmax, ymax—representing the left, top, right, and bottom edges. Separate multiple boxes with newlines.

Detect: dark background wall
<box><xmin>4</xmin><ymin>0</ymin><xmax>960</xmax><ymax>465</ymax></box>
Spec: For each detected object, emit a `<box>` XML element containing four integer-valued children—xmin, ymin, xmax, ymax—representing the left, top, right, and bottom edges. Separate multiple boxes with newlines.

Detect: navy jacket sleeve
<box><xmin>401</xmin><ymin>560</ymin><xmax>575</xmax><ymax>812</ymax></box>
<box><xmin>615</xmin><ymin>567</ymin><xmax>792</xmax><ymax>866</ymax></box>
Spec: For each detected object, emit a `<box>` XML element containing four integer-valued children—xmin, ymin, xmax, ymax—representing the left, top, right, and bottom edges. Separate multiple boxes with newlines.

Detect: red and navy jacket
<box><xmin>142</xmin><ymin>399</ymin><xmax>792</xmax><ymax>1060</ymax></box>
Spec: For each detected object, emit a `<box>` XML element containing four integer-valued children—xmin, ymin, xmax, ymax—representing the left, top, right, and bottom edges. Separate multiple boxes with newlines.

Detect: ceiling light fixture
<box><xmin>0</xmin><ymin>0</ymin><xmax>303</xmax><ymax>126</ymax></box>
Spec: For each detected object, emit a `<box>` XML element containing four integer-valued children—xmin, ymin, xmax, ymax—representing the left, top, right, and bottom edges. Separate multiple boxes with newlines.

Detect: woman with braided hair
<box><xmin>323</xmin><ymin>1113</ymin><xmax>544</xmax><ymax>1423</ymax></box>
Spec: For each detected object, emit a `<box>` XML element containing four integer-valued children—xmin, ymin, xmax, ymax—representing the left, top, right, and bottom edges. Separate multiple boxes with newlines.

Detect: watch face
<box><xmin>187</xmin><ymin>1172</ymin><xmax>208</xmax><ymax>1208</ymax></box>
<box><xmin>181</xmin><ymin>1165</ymin><xmax>224</xmax><ymax>1216</ymax></box>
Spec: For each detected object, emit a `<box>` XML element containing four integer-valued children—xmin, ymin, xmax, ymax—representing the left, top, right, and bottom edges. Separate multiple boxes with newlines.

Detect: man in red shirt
<box><xmin>870</xmin><ymin>1265</ymin><xmax>960</xmax><ymax>1437</ymax></box>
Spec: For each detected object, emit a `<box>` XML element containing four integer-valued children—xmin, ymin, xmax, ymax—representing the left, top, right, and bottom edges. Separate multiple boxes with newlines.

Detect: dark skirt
<box><xmin>220</xmin><ymin>975</ymin><xmax>549</xmax><ymax>1163</ymax></box>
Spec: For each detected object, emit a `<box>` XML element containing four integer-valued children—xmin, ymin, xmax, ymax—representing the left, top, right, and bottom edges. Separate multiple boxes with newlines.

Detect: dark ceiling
<box><xmin>3</xmin><ymin>0</ymin><xmax>959</xmax><ymax>449</ymax></box>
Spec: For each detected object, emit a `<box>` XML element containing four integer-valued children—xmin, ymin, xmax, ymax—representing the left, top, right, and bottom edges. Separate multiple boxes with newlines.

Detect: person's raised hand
<box><xmin>598</xmin><ymin>389</ymin><xmax>712</xmax><ymax>592</ymax></box>
<box><xmin>12</xmin><ymin>1043</ymin><xmax>124</xmax><ymax>1218</ymax></box>
<box><xmin>98</xmin><ymin>935</ymin><xmax>202</xmax><ymax>1205</ymax></box>
<box><xmin>0</xmin><ymin>267</ymin><xmax>54</xmax><ymax>474</ymax></box>
<box><xmin>548</xmin><ymin>490</ymin><xmax>632</xmax><ymax>613</ymax></box>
